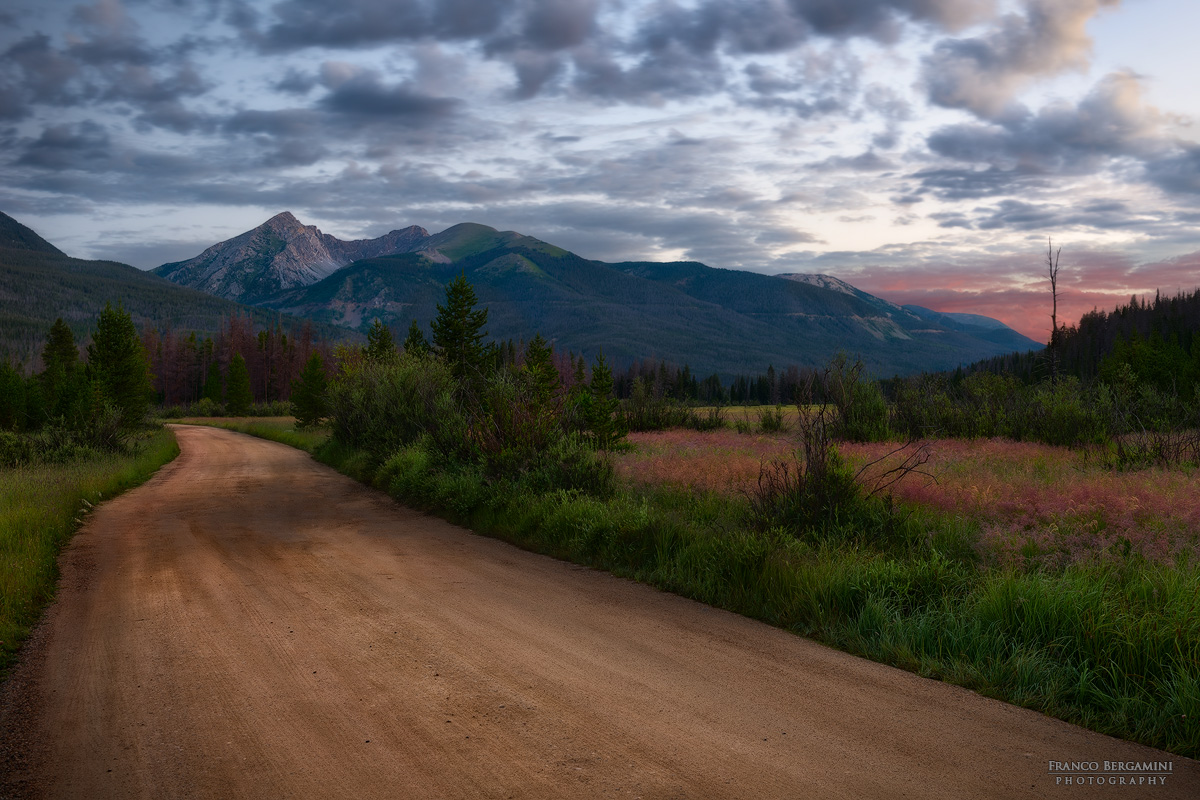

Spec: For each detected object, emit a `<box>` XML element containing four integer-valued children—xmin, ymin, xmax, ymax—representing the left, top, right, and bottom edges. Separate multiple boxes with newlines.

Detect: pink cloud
<box><xmin>843</xmin><ymin>248</ymin><xmax>1200</xmax><ymax>341</ymax></box>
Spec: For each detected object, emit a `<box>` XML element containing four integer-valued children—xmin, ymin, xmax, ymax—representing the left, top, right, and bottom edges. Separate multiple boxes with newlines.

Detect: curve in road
<box><xmin>1</xmin><ymin>424</ymin><xmax>1196</xmax><ymax>798</ymax></box>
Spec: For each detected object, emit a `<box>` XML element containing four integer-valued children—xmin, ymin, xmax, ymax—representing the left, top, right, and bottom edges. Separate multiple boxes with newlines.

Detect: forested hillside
<box><xmin>0</xmin><ymin>219</ymin><xmax>350</xmax><ymax>369</ymax></box>
<box><xmin>963</xmin><ymin>288</ymin><xmax>1200</xmax><ymax>390</ymax></box>
<box><xmin>266</xmin><ymin>239</ymin><xmax>1034</xmax><ymax>378</ymax></box>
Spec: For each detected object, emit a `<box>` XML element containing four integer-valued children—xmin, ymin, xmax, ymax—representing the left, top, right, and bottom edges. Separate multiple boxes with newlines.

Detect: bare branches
<box><xmin>1047</xmin><ymin>237</ymin><xmax>1062</xmax><ymax>384</ymax></box>
<box><xmin>853</xmin><ymin>439</ymin><xmax>937</xmax><ymax>499</ymax></box>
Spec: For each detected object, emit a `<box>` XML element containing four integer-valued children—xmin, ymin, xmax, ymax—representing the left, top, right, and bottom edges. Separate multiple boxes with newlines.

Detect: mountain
<box><xmin>902</xmin><ymin>304</ymin><xmax>1041</xmax><ymax>352</ymax></box>
<box><xmin>0</xmin><ymin>211</ymin><xmax>64</xmax><ymax>255</ymax></box>
<box><xmin>153</xmin><ymin>211</ymin><xmax>428</xmax><ymax>303</ymax></box>
<box><xmin>0</xmin><ymin>213</ymin><xmax>349</xmax><ymax>367</ymax></box>
<box><xmin>199</xmin><ymin>215</ymin><xmax>1041</xmax><ymax>377</ymax></box>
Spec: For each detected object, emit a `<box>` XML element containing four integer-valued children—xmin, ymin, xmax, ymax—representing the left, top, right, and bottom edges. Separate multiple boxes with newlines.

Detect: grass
<box><xmin>0</xmin><ymin>428</ymin><xmax>179</xmax><ymax>680</ymax></box>
<box><xmin>618</xmin><ymin>430</ymin><xmax>1200</xmax><ymax>569</ymax></box>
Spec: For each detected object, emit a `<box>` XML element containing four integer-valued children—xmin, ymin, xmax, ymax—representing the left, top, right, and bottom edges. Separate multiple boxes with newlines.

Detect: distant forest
<box><xmin>965</xmin><ymin>288</ymin><xmax>1200</xmax><ymax>393</ymax></box>
<box><xmin>142</xmin><ymin>315</ymin><xmax>332</xmax><ymax>407</ymax></box>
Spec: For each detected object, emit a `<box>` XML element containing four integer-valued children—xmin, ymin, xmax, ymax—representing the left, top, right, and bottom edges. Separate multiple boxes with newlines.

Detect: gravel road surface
<box><xmin>1</xmin><ymin>424</ymin><xmax>1195</xmax><ymax>798</ymax></box>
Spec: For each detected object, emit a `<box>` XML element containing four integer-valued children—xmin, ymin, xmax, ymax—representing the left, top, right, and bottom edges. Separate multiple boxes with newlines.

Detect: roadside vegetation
<box><xmin>1</xmin><ymin>305</ymin><xmax>178</xmax><ymax>679</ymax></box>
<box><xmin>11</xmin><ymin>281</ymin><xmax>1199</xmax><ymax>757</ymax></box>
<box><xmin>203</xmin><ymin>277</ymin><xmax>1196</xmax><ymax>759</ymax></box>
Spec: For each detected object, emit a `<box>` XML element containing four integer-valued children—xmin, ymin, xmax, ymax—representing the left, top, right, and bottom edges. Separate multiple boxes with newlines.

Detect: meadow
<box><xmin>616</xmin><ymin>429</ymin><xmax>1200</xmax><ymax>568</ymax></box>
<box><xmin>0</xmin><ymin>429</ymin><xmax>179</xmax><ymax>678</ymax></box>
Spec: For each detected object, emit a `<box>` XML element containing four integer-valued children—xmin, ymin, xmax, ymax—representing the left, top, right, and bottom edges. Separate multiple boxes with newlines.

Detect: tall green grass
<box><xmin>0</xmin><ymin>428</ymin><xmax>179</xmax><ymax>679</ymax></box>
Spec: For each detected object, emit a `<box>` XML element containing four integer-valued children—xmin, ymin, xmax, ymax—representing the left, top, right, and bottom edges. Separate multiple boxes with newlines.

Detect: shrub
<box><xmin>327</xmin><ymin>352</ymin><xmax>470</xmax><ymax>462</ymax></box>
<box><xmin>826</xmin><ymin>354</ymin><xmax>890</xmax><ymax>442</ymax></box>
<box><xmin>758</xmin><ymin>405</ymin><xmax>787</xmax><ymax>433</ymax></box>
<box><xmin>189</xmin><ymin>397</ymin><xmax>224</xmax><ymax>417</ymax></box>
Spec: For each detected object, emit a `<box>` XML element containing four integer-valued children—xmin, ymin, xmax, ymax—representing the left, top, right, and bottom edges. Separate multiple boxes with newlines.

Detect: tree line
<box><xmin>1</xmin><ymin>304</ymin><xmax>153</xmax><ymax>462</ymax></box>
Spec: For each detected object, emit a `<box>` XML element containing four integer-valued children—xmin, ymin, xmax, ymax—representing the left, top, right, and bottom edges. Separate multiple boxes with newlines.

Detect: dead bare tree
<box><xmin>1046</xmin><ymin>237</ymin><xmax>1062</xmax><ymax>384</ymax></box>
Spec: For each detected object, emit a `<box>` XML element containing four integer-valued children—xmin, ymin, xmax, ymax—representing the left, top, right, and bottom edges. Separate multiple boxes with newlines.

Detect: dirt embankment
<box><xmin>2</xmin><ymin>424</ymin><xmax>1195</xmax><ymax>798</ymax></box>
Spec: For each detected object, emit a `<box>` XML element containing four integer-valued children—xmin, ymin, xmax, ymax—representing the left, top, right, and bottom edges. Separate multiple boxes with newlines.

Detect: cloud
<box><xmin>1</xmin><ymin>34</ymin><xmax>81</xmax><ymax>115</ymax></box>
<box><xmin>253</xmin><ymin>0</ymin><xmax>517</xmax><ymax>50</ymax></box>
<box><xmin>16</xmin><ymin>121</ymin><xmax>112</xmax><ymax>170</ymax></box>
<box><xmin>318</xmin><ymin>69</ymin><xmax>460</xmax><ymax>120</ymax></box>
<box><xmin>239</xmin><ymin>0</ymin><xmax>991</xmax><ymax>104</ymax></box>
<box><xmin>917</xmin><ymin>71</ymin><xmax>1169</xmax><ymax>205</ymax></box>
<box><xmin>0</xmin><ymin>4</ymin><xmax>213</xmax><ymax>132</ymax></box>
<box><xmin>922</xmin><ymin>0</ymin><xmax>1120</xmax><ymax>119</ymax></box>
<box><xmin>274</xmin><ymin>67</ymin><xmax>317</xmax><ymax>95</ymax></box>
<box><xmin>1145</xmin><ymin>144</ymin><xmax>1200</xmax><ymax>196</ymax></box>
<box><xmin>636</xmin><ymin>0</ymin><xmax>990</xmax><ymax>57</ymax></box>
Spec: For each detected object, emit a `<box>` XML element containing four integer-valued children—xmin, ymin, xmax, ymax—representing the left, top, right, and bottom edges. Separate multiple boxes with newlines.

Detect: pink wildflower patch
<box><xmin>614</xmin><ymin>431</ymin><xmax>1200</xmax><ymax>566</ymax></box>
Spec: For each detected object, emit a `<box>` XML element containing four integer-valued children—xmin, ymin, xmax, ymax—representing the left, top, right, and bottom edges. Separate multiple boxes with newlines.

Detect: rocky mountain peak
<box><xmin>153</xmin><ymin>212</ymin><xmax>433</xmax><ymax>303</ymax></box>
<box><xmin>263</xmin><ymin>210</ymin><xmax>303</xmax><ymax>234</ymax></box>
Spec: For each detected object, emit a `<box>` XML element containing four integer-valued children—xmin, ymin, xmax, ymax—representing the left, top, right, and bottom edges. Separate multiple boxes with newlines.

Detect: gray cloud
<box><xmin>253</xmin><ymin>0</ymin><xmax>516</xmax><ymax>50</ymax></box>
<box><xmin>636</xmin><ymin>0</ymin><xmax>990</xmax><ymax>57</ymax></box>
<box><xmin>809</xmin><ymin>150</ymin><xmax>895</xmax><ymax>172</ymax></box>
<box><xmin>1145</xmin><ymin>145</ymin><xmax>1200</xmax><ymax>196</ymax></box>
<box><xmin>319</xmin><ymin>70</ymin><xmax>460</xmax><ymax>120</ymax></box>
<box><xmin>919</xmin><ymin>72</ymin><xmax>1162</xmax><ymax>201</ymax></box>
<box><xmin>923</xmin><ymin>0</ymin><xmax>1120</xmax><ymax>120</ymax></box>
<box><xmin>16</xmin><ymin>121</ymin><xmax>112</xmax><ymax>170</ymax></box>
<box><xmin>274</xmin><ymin>67</ymin><xmax>317</xmax><ymax>95</ymax></box>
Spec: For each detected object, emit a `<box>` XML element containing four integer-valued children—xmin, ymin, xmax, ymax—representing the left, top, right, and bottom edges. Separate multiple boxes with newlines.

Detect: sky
<box><xmin>3</xmin><ymin>0</ymin><xmax>1200</xmax><ymax>341</ymax></box>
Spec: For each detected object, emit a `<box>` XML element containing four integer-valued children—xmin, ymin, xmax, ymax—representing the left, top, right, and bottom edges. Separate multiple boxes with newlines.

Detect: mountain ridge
<box><xmin>153</xmin><ymin>211</ymin><xmax>429</xmax><ymax>303</ymax></box>
<box><xmin>0</xmin><ymin>211</ymin><xmax>353</xmax><ymax>367</ymax></box>
<box><xmin>0</xmin><ymin>211</ymin><xmax>65</xmax><ymax>255</ymax></box>
<box><xmin>169</xmin><ymin>213</ymin><xmax>1038</xmax><ymax>376</ymax></box>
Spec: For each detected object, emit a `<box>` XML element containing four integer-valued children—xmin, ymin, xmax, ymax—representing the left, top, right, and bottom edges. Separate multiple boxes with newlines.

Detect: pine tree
<box><xmin>431</xmin><ymin>274</ymin><xmax>491</xmax><ymax>381</ymax></box>
<box><xmin>523</xmin><ymin>333</ymin><xmax>558</xmax><ymax>404</ymax></box>
<box><xmin>588</xmin><ymin>352</ymin><xmax>622</xmax><ymax>450</ymax></box>
<box><xmin>202</xmin><ymin>362</ymin><xmax>223</xmax><ymax>403</ymax></box>
<box><xmin>86</xmin><ymin>303</ymin><xmax>152</xmax><ymax>428</ymax></box>
<box><xmin>225</xmin><ymin>352</ymin><xmax>253</xmax><ymax>415</ymax></box>
<box><xmin>402</xmin><ymin>320</ymin><xmax>430</xmax><ymax>356</ymax></box>
<box><xmin>365</xmin><ymin>318</ymin><xmax>396</xmax><ymax>362</ymax></box>
<box><xmin>40</xmin><ymin>318</ymin><xmax>84</xmax><ymax>421</ymax></box>
<box><xmin>42</xmin><ymin>318</ymin><xmax>78</xmax><ymax>375</ymax></box>
<box><xmin>0</xmin><ymin>361</ymin><xmax>25</xmax><ymax>431</ymax></box>
<box><xmin>290</xmin><ymin>351</ymin><xmax>328</xmax><ymax>428</ymax></box>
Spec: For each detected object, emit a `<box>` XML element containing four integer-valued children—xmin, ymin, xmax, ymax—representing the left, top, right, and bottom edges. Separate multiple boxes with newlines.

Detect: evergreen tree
<box><xmin>202</xmin><ymin>362</ymin><xmax>224</xmax><ymax>403</ymax></box>
<box><xmin>522</xmin><ymin>333</ymin><xmax>558</xmax><ymax>404</ymax></box>
<box><xmin>587</xmin><ymin>352</ymin><xmax>622</xmax><ymax>449</ymax></box>
<box><xmin>225</xmin><ymin>352</ymin><xmax>253</xmax><ymax>415</ymax></box>
<box><xmin>40</xmin><ymin>317</ymin><xmax>84</xmax><ymax>420</ymax></box>
<box><xmin>290</xmin><ymin>352</ymin><xmax>328</xmax><ymax>428</ymax></box>
<box><xmin>86</xmin><ymin>303</ymin><xmax>152</xmax><ymax>428</ymax></box>
<box><xmin>42</xmin><ymin>318</ymin><xmax>78</xmax><ymax>374</ymax></box>
<box><xmin>431</xmin><ymin>274</ymin><xmax>491</xmax><ymax>381</ymax></box>
<box><xmin>0</xmin><ymin>361</ymin><xmax>25</xmax><ymax>431</ymax></box>
<box><xmin>365</xmin><ymin>318</ymin><xmax>396</xmax><ymax>362</ymax></box>
<box><xmin>402</xmin><ymin>320</ymin><xmax>430</xmax><ymax>356</ymax></box>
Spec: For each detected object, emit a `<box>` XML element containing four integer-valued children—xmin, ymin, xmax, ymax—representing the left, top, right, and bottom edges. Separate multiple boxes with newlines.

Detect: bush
<box><xmin>826</xmin><ymin>354</ymin><xmax>890</xmax><ymax>442</ymax></box>
<box><xmin>758</xmin><ymin>405</ymin><xmax>787</xmax><ymax>433</ymax></box>
<box><xmin>326</xmin><ymin>352</ymin><xmax>470</xmax><ymax>462</ymax></box>
<box><xmin>189</xmin><ymin>397</ymin><xmax>225</xmax><ymax>417</ymax></box>
<box><xmin>1023</xmin><ymin>377</ymin><xmax>1108</xmax><ymax>447</ymax></box>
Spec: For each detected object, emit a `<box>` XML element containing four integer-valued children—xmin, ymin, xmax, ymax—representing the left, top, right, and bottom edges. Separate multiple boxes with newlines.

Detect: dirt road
<box><xmin>2</xmin><ymin>425</ymin><xmax>1195</xmax><ymax>798</ymax></box>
